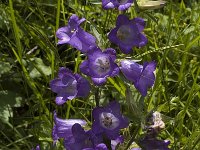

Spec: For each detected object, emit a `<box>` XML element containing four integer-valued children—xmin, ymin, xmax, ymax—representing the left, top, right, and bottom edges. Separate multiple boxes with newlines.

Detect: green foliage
<box><xmin>0</xmin><ymin>0</ymin><xmax>200</xmax><ymax>149</ymax></box>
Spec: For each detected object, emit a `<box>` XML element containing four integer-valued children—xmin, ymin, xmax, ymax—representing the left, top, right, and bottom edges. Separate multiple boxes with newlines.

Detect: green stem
<box><xmin>55</xmin><ymin>0</ymin><xmax>61</xmax><ymax>42</ymax></box>
<box><xmin>95</xmin><ymin>87</ymin><xmax>100</xmax><ymax>107</ymax></box>
<box><xmin>9</xmin><ymin>0</ymin><xmax>23</xmax><ymax>59</ymax></box>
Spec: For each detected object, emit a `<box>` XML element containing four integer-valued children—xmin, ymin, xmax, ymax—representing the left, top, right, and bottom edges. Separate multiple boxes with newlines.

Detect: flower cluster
<box><xmin>46</xmin><ymin>0</ymin><xmax>171</xmax><ymax>149</ymax></box>
<box><xmin>53</xmin><ymin>101</ymin><xmax>128</xmax><ymax>150</ymax></box>
<box><xmin>51</xmin><ymin>13</ymin><xmax>155</xmax><ymax>99</ymax></box>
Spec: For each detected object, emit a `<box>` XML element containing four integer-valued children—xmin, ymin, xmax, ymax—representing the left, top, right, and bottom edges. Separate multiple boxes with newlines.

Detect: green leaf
<box><xmin>0</xmin><ymin>61</ymin><xmax>12</xmax><ymax>77</ymax></box>
<box><xmin>0</xmin><ymin>90</ymin><xmax>22</xmax><ymax>123</ymax></box>
<box><xmin>29</xmin><ymin>58</ymin><xmax>52</xmax><ymax>78</ymax></box>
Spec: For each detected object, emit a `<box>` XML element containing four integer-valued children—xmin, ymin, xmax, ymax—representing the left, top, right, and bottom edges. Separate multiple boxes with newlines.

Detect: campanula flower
<box><xmin>120</xmin><ymin>60</ymin><xmax>156</xmax><ymax>96</ymax></box>
<box><xmin>140</xmin><ymin>137</ymin><xmax>170</xmax><ymax>150</ymax></box>
<box><xmin>102</xmin><ymin>0</ymin><xmax>134</xmax><ymax>11</ymax></box>
<box><xmin>92</xmin><ymin>101</ymin><xmax>129</xmax><ymax>140</ymax></box>
<box><xmin>56</xmin><ymin>14</ymin><xmax>96</xmax><ymax>53</ymax></box>
<box><xmin>109</xmin><ymin>14</ymin><xmax>148</xmax><ymax>54</ymax></box>
<box><xmin>52</xmin><ymin>111</ymin><xmax>87</xmax><ymax>144</ymax></box>
<box><xmin>50</xmin><ymin>67</ymin><xmax>90</xmax><ymax>105</ymax></box>
<box><xmin>64</xmin><ymin>123</ymin><xmax>108</xmax><ymax>150</ymax></box>
<box><xmin>80</xmin><ymin>47</ymin><xmax>119</xmax><ymax>85</ymax></box>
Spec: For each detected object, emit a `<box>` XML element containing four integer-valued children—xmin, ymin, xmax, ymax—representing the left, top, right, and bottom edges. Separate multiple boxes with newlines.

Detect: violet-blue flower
<box><xmin>80</xmin><ymin>47</ymin><xmax>119</xmax><ymax>85</ymax></box>
<box><xmin>108</xmin><ymin>14</ymin><xmax>148</xmax><ymax>54</ymax></box>
<box><xmin>56</xmin><ymin>14</ymin><xmax>96</xmax><ymax>53</ymax></box>
<box><xmin>50</xmin><ymin>67</ymin><xmax>90</xmax><ymax>105</ymax></box>
<box><xmin>140</xmin><ymin>137</ymin><xmax>170</xmax><ymax>150</ymax></box>
<box><xmin>64</xmin><ymin>123</ymin><xmax>107</xmax><ymax>150</ymax></box>
<box><xmin>92</xmin><ymin>101</ymin><xmax>129</xmax><ymax>140</ymax></box>
<box><xmin>102</xmin><ymin>0</ymin><xmax>134</xmax><ymax>11</ymax></box>
<box><xmin>52</xmin><ymin>111</ymin><xmax>87</xmax><ymax>144</ymax></box>
<box><xmin>120</xmin><ymin>60</ymin><xmax>156</xmax><ymax>96</ymax></box>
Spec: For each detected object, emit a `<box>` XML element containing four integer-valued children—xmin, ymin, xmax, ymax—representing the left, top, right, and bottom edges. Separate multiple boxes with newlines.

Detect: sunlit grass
<box><xmin>0</xmin><ymin>0</ymin><xmax>199</xmax><ymax>149</ymax></box>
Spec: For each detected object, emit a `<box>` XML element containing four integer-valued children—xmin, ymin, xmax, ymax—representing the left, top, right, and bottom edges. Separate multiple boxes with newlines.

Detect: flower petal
<box><xmin>116</xmin><ymin>14</ymin><xmax>130</xmax><ymax>26</ymax></box>
<box><xmin>134</xmin><ymin>61</ymin><xmax>156</xmax><ymax>96</ymax></box>
<box><xmin>92</xmin><ymin>77</ymin><xmax>107</xmax><ymax>85</ymax></box>
<box><xmin>120</xmin><ymin>60</ymin><xmax>143</xmax><ymax>83</ymax></box>
<box><xmin>56</xmin><ymin>27</ymin><xmax>71</xmax><ymax>44</ymax></box>
<box><xmin>55</xmin><ymin>96</ymin><xmax>67</xmax><ymax>105</ymax></box>
<box><xmin>132</xmin><ymin>17</ymin><xmax>145</xmax><ymax>32</ymax></box>
<box><xmin>50</xmin><ymin>78</ymin><xmax>65</xmax><ymax>93</ymax></box>
<box><xmin>75</xmin><ymin>74</ymin><xmax>90</xmax><ymax>97</ymax></box>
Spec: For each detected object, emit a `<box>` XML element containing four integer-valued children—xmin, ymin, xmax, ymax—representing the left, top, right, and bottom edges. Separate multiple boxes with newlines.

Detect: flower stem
<box><xmin>95</xmin><ymin>87</ymin><xmax>100</xmax><ymax>107</ymax></box>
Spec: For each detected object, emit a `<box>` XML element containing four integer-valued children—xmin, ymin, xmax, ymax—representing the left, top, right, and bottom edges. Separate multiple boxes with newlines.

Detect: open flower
<box><xmin>108</xmin><ymin>14</ymin><xmax>148</xmax><ymax>54</ymax></box>
<box><xmin>52</xmin><ymin>111</ymin><xmax>87</xmax><ymax>144</ymax></box>
<box><xmin>120</xmin><ymin>60</ymin><xmax>156</xmax><ymax>96</ymax></box>
<box><xmin>50</xmin><ymin>67</ymin><xmax>90</xmax><ymax>105</ymax></box>
<box><xmin>102</xmin><ymin>0</ymin><xmax>134</xmax><ymax>11</ymax></box>
<box><xmin>80</xmin><ymin>47</ymin><xmax>119</xmax><ymax>85</ymax></box>
<box><xmin>92</xmin><ymin>101</ymin><xmax>129</xmax><ymax>140</ymax></box>
<box><xmin>56</xmin><ymin>14</ymin><xmax>96</xmax><ymax>53</ymax></box>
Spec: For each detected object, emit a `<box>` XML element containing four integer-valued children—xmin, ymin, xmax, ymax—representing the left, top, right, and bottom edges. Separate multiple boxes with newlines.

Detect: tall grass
<box><xmin>0</xmin><ymin>0</ymin><xmax>199</xmax><ymax>149</ymax></box>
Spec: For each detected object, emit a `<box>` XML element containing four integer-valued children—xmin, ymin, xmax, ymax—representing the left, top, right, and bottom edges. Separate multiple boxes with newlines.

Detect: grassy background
<box><xmin>0</xmin><ymin>0</ymin><xmax>200</xmax><ymax>149</ymax></box>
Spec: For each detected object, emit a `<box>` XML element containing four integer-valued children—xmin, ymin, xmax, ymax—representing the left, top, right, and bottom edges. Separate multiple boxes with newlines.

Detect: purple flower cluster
<box><xmin>47</xmin><ymin>0</ymin><xmax>168</xmax><ymax>148</ymax></box>
<box><xmin>52</xmin><ymin>13</ymin><xmax>154</xmax><ymax>96</ymax></box>
<box><xmin>52</xmin><ymin>101</ymin><xmax>128</xmax><ymax>150</ymax></box>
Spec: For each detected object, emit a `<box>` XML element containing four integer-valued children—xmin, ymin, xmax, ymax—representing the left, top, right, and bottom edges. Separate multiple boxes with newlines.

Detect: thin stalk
<box><xmin>61</xmin><ymin>0</ymin><xmax>66</xmax><ymax>24</ymax></box>
<box><xmin>103</xmin><ymin>10</ymin><xmax>109</xmax><ymax>30</ymax></box>
<box><xmin>55</xmin><ymin>0</ymin><xmax>61</xmax><ymax>42</ymax></box>
<box><xmin>95</xmin><ymin>87</ymin><xmax>100</xmax><ymax>107</ymax></box>
<box><xmin>9</xmin><ymin>0</ymin><xmax>23</xmax><ymax>59</ymax></box>
<box><xmin>66</xmin><ymin>101</ymin><xmax>72</xmax><ymax>119</ymax></box>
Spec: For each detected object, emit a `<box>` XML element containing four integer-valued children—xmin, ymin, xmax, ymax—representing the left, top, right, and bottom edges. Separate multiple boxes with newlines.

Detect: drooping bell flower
<box><xmin>108</xmin><ymin>14</ymin><xmax>148</xmax><ymax>54</ymax></box>
<box><xmin>80</xmin><ymin>47</ymin><xmax>119</xmax><ymax>85</ymax></box>
<box><xmin>64</xmin><ymin>124</ymin><xmax>108</xmax><ymax>150</ymax></box>
<box><xmin>120</xmin><ymin>60</ymin><xmax>156</xmax><ymax>96</ymax></box>
<box><xmin>50</xmin><ymin>67</ymin><xmax>90</xmax><ymax>105</ymax></box>
<box><xmin>92</xmin><ymin>101</ymin><xmax>129</xmax><ymax>140</ymax></box>
<box><xmin>52</xmin><ymin>111</ymin><xmax>87</xmax><ymax>144</ymax></box>
<box><xmin>56</xmin><ymin>14</ymin><xmax>96</xmax><ymax>53</ymax></box>
<box><xmin>102</xmin><ymin>0</ymin><xmax>134</xmax><ymax>11</ymax></box>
